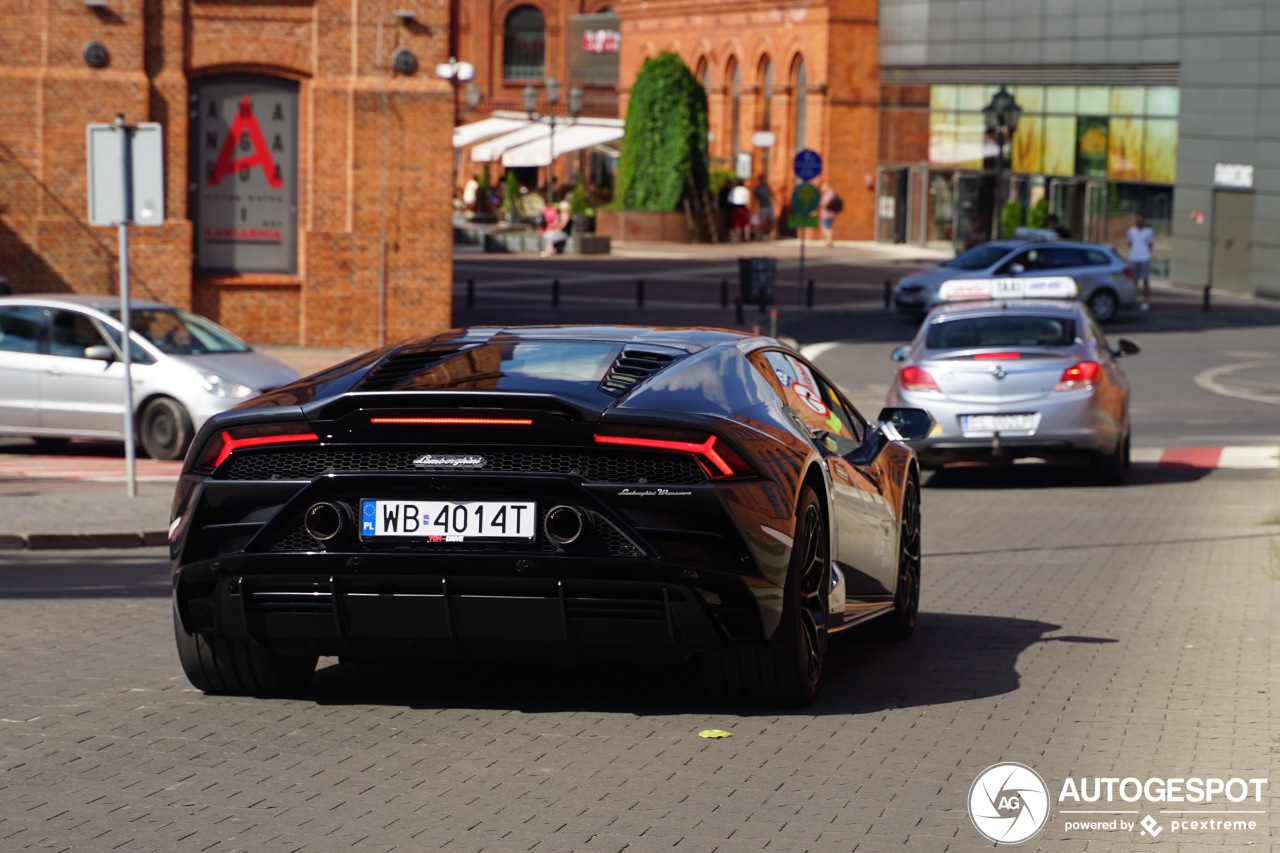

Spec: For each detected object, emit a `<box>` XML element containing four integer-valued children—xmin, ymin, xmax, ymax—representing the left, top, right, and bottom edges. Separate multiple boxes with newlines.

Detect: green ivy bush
<box><xmin>1000</xmin><ymin>200</ymin><xmax>1024</xmax><ymax>239</ymax></box>
<box><xmin>616</xmin><ymin>52</ymin><xmax>709</xmax><ymax>212</ymax></box>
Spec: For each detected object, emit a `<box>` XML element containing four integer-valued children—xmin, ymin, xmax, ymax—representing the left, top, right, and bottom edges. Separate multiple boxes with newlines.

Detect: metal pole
<box><xmin>798</xmin><ymin>223</ymin><xmax>806</xmax><ymax>303</ymax></box>
<box><xmin>115</xmin><ymin>115</ymin><xmax>137</xmax><ymax>498</ymax></box>
<box><xmin>548</xmin><ymin>118</ymin><xmax>555</xmax><ymax>199</ymax></box>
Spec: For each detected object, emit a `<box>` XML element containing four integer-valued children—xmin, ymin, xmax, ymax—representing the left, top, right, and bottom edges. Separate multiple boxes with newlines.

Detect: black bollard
<box><xmin>806</xmin><ymin>279</ymin><xmax>815</xmax><ymax>308</ymax></box>
<box><xmin>1203</xmin><ymin>284</ymin><xmax>1211</xmax><ymax>312</ymax></box>
<box><xmin>637</xmin><ymin>280</ymin><xmax>645</xmax><ymax>308</ymax></box>
<box><xmin>721</xmin><ymin>279</ymin><xmax>729</xmax><ymax>308</ymax></box>
<box><xmin>734</xmin><ymin>297</ymin><xmax>745</xmax><ymax>325</ymax></box>
<box><xmin>884</xmin><ymin>279</ymin><xmax>892</xmax><ymax>309</ymax></box>
<box><xmin>552</xmin><ymin>279</ymin><xmax>560</xmax><ymax>308</ymax></box>
<box><xmin>466</xmin><ymin>278</ymin><xmax>475</xmax><ymax>308</ymax></box>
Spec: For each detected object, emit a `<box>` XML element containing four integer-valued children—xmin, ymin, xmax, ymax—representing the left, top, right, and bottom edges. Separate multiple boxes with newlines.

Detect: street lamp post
<box><xmin>523</xmin><ymin>77</ymin><xmax>583</xmax><ymax>200</ymax></box>
<box><xmin>982</xmin><ymin>85</ymin><xmax>1022</xmax><ymax>241</ymax></box>
<box><xmin>436</xmin><ymin>57</ymin><xmax>477</xmax><ymax>203</ymax></box>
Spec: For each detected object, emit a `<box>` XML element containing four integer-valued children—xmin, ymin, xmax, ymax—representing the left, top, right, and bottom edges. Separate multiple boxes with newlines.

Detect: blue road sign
<box><xmin>793</xmin><ymin>149</ymin><xmax>823</xmax><ymax>181</ymax></box>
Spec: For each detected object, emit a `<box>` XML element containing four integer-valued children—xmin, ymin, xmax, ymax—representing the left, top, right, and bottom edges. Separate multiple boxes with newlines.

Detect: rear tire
<box><xmin>139</xmin><ymin>397</ymin><xmax>193</xmax><ymax>461</ymax></box>
<box><xmin>1093</xmin><ymin>431</ymin><xmax>1129</xmax><ymax>486</ymax></box>
<box><xmin>882</xmin><ymin>476</ymin><xmax>921</xmax><ymax>640</ymax></box>
<box><xmin>701</xmin><ymin>484</ymin><xmax>829</xmax><ymax>706</ymax></box>
<box><xmin>1086</xmin><ymin>288</ymin><xmax>1119</xmax><ymax>323</ymax></box>
<box><xmin>174</xmin><ymin>603</ymin><xmax>316</xmax><ymax>696</ymax></box>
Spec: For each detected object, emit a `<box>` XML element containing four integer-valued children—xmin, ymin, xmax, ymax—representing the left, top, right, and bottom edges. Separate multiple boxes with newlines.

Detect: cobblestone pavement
<box><xmin>1</xmin><ymin>464</ymin><xmax>1277</xmax><ymax>852</ymax></box>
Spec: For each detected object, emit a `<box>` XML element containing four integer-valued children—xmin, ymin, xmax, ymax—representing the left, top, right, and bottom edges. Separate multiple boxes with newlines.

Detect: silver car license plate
<box><xmin>960</xmin><ymin>413</ymin><xmax>1040</xmax><ymax>433</ymax></box>
<box><xmin>360</xmin><ymin>499</ymin><xmax>536</xmax><ymax>540</ymax></box>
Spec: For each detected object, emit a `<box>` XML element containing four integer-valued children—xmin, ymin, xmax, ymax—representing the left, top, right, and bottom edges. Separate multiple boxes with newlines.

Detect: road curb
<box><xmin>0</xmin><ymin>530</ymin><xmax>168</xmax><ymax>551</ymax></box>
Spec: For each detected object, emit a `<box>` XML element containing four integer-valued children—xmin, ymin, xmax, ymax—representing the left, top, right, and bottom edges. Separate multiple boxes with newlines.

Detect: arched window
<box><xmin>792</xmin><ymin>57</ymin><xmax>807</xmax><ymax>153</ymax></box>
<box><xmin>759</xmin><ymin>57</ymin><xmax>773</xmax><ymax>132</ymax></box>
<box><xmin>503</xmin><ymin>6</ymin><xmax>545</xmax><ymax>80</ymax></box>
<box><xmin>695</xmin><ymin>57</ymin><xmax>708</xmax><ymax>92</ymax></box>
<box><xmin>728</xmin><ymin>59</ymin><xmax>741</xmax><ymax>163</ymax></box>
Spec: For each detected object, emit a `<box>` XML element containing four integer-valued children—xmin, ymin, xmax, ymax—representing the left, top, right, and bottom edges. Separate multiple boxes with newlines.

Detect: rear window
<box><xmin>926</xmin><ymin>316</ymin><xmax>1076</xmax><ymax>349</ymax></box>
<box><xmin>380</xmin><ymin>341</ymin><xmax>626</xmax><ymax>392</ymax></box>
<box><xmin>941</xmin><ymin>244</ymin><xmax>1011</xmax><ymax>271</ymax></box>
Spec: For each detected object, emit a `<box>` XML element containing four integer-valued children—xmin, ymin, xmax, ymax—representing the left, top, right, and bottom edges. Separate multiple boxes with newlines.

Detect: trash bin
<box><xmin>738</xmin><ymin>257</ymin><xmax>777</xmax><ymax>305</ymax></box>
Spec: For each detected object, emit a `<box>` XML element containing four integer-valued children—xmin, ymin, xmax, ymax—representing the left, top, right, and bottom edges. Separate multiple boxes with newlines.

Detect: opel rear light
<box><xmin>593</xmin><ymin>429</ymin><xmax>752</xmax><ymax>479</ymax></box>
<box><xmin>195</xmin><ymin>423</ymin><xmax>319</xmax><ymax>470</ymax></box>
<box><xmin>899</xmin><ymin>365</ymin><xmax>940</xmax><ymax>393</ymax></box>
<box><xmin>1055</xmin><ymin>361</ymin><xmax>1101</xmax><ymax>391</ymax></box>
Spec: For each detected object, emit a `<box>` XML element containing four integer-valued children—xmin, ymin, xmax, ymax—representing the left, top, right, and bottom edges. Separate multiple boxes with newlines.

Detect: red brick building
<box><xmin>0</xmin><ymin>0</ymin><xmax>453</xmax><ymax>347</ymax></box>
<box><xmin>614</xmin><ymin>0</ymin><xmax>881</xmax><ymax>240</ymax></box>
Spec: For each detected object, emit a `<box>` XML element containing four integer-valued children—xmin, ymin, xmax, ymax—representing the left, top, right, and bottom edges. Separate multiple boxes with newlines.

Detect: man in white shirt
<box><xmin>1126</xmin><ymin>212</ymin><xmax>1155</xmax><ymax>310</ymax></box>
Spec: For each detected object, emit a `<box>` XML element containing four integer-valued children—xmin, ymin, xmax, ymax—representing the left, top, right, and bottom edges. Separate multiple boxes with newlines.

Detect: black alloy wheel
<box><xmin>1086</xmin><ymin>288</ymin><xmax>1119</xmax><ymax>323</ymax></box>
<box><xmin>138</xmin><ymin>397</ymin><xmax>193</xmax><ymax>460</ymax></box>
<box><xmin>883</xmin><ymin>476</ymin><xmax>921</xmax><ymax>639</ymax></box>
<box><xmin>173</xmin><ymin>603</ymin><xmax>317</xmax><ymax>696</ymax></box>
<box><xmin>701</xmin><ymin>484</ymin><xmax>829</xmax><ymax>706</ymax></box>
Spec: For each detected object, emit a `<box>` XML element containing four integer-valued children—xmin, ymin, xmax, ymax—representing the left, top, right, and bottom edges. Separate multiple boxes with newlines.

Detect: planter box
<box><xmin>596</xmin><ymin>209</ymin><xmax>696</xmax><ymax>243</ymax></box>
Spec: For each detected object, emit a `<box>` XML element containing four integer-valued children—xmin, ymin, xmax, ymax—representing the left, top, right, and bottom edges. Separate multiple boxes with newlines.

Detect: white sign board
<box><xmin>86</xmin><ymin>122</ymin><xmax>165</xmax><ymax>226</ymax></box>
<box><xmin>751</xmin><ymin>131</ymin><xmax>776</xmax><ymax>148</ymax></box>
<box><xmin>938</xmin><ymin>276</ymin><xmax>1079</xmax><ymax>302</ymax></box>
<box><xmin>1213</xmin><ymin>163</ymin><xmax>1253</xmax><ymax>189</ymax></box>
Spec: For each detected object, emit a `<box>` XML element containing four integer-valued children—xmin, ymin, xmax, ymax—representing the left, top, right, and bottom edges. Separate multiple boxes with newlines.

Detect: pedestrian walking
<box><xmin>728</xmin><ymin>180</ymin><xmax>752</xmax><ymax>243</ymax></box>
<box><xmin>1126</xmin><ymin>211</ymin><xmax>1155</xmax><ymax>310</ymax></box>
<box><xmin>818</xmin><ymin>183</ymin><xmax>842</xmax><ymax>247</ymax></box>
<box><xmin>752</xmin><ymin>174</ymin><xmax>775</xmax><ymax>240</ymax></box>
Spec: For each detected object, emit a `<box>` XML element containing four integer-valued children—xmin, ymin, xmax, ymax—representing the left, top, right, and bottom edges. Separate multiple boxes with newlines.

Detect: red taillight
<box><xmin>369</xmin><ymin>416</ymin><xmax>533</xmax><ymax>426</ymax></box>
<box><xmin>974</xmin><ymin>352</ymin><xmax>1022</xmax><ymax>360</ymax></box>
<box><xmin>593</xmin><ymin>432</ymin><xmax>751</xmax><ymax>479</ymax></box>
<box><xmin>1123</xmin><ymin>266</ymin><xmax>1135</xmax><ymax>279</ymax></box>
<box><xmin>1055</xmin><ymin>361</ymin><xmax>1101</xmax><ymax>391</ymax></box>
<box><xmin>196</xmin><ymin>424</ymin><xmax>319</xmax><ymax>470</ymax></box>
<box><xmin>899</xmin><ymin>365</ymin><xmax>940</xmax><ymax>393</ymax></box>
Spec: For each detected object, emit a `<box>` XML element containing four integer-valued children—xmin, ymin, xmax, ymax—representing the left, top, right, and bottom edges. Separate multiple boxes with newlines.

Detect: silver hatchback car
<box><xmin>894</xmin><ymin>236</ymin><xmax>1140</xmax><ymax>323</ymax></box>
<box><xmin>0</xmin><ymin>294</ymin><xmax>299</xmax><ymax>459</ymax></box>
<box><xmin>886</xmin><ymin>298</ymin><xmax>1139</xmax><ymax>484</ymax></box>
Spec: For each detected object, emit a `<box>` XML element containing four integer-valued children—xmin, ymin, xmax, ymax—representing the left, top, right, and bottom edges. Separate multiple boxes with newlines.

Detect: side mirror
<box><xmin>1114</xmin><ymin>338</ymin><xmax>1140</xmax><ymax>357</ymax></box>
<box><xmin>84</xmin><ymin>344</ymin><xmax>116</xmax><ymax>362</ymax></box>
<box><xmin>877</xmin><ymin>406</ymin><xmax>935</xmax><ymax>442</ymax></box>
<box><xmin>890</xmin><ymin>344</ymin><xmax>911</xmax><ymax>362</ymax></box>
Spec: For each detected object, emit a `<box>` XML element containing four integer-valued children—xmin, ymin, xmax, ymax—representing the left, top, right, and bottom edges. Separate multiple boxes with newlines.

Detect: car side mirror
<box><xmin>877</xmin><ymin>406</ymin><xmax>935</xmax><ymax>441</ymax></box>
<box><xmin>1113</xmin><ymin>338</ymin><xmax>1140</xmax><ymax>357</ymax></box>
<box><xmin>84</xmin><ymin>344</ymin><xmax>116</xmax><ymax>362</ymax></box>
<box><xmin>890</xmin><ymin>344</ymin><xmax>911</xmax><ymax>362</ymax></box>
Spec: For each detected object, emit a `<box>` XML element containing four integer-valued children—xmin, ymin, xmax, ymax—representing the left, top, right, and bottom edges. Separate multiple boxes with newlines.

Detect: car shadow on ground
<box><xmin>922</xmin><ymin>460</ymin><xmax>1214</xmax><ymax>489</ymax></box>
<box><xmin>294</xmin><ymin>612</ymin><xmax>1103</xmax><ymax>717</ymax></box>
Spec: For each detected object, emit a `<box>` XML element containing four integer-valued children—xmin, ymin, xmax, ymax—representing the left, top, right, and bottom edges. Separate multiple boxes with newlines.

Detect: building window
<box><xmin>504</xmin><ymin>6</ymin><xmax>546</xmax><ymax>80</ymax></box>
<box><xmin>191</xmin><ymin>75</ymin><xmax>299</xmax><ymax>275</ymax></box>
<box><xmin>695</xmin><ymin>57</ymin><xmax>708</xmax><ymax>92</ymax></box>
<box><xmin>759</xmin><ymin>57</ymin><xmax>773</xmax><ymax>132</ymax></box>
<box><xmin>793</xmin><ymin>58</ymin><xmax>807</xmax><ymax>153</ymax></box>
<box><xmin>728</xmin><ymin>59</ymin><xmax>741</xmax><ymax>164</ymax></box>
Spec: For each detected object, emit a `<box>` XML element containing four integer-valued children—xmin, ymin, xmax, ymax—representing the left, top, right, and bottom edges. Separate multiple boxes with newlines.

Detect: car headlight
<box><xmin>200</xmin><ymin>373</ymin><xmax>254</xmax><ymax>399</ymax></box>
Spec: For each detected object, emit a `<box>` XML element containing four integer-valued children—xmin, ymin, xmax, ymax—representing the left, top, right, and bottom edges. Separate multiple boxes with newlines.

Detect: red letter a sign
<box><xmin>208</xmin><ymin>96</ymin><xmax>284</xmax><ymax>188</ymax></box>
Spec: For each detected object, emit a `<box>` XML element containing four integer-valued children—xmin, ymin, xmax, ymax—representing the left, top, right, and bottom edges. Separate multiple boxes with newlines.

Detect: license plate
<box><xmin>960</xmin><ymin>413</ymin><xmax>1040</xmax><ymax>433</ymax></box>
<box><xmin>359</xmin><ymin>499</ymin><xmax>536</xmax><ymax>541</ymax></box>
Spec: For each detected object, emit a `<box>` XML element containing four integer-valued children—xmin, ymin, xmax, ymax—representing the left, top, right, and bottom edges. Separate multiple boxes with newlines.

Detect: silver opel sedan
<box><xmin>0</xmin><ymin>294</ymin><xmax>299</xmax><ymax>459</ymax></box>
<box><xmin>885</xmin><ymin>298</ymin><xmax>1139</xmax><ymax>484</ymax></box>
<box><xmin>894</xmin><ymin>235</ymin><xmax>1139</xmax><ymax>323</ymax></box>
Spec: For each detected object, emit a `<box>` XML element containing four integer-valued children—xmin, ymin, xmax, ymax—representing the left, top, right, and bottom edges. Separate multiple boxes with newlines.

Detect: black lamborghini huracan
<box><xmin>171</xmin><ymin>326</ymin><xmax>933</xmax><ymax>705</ymax></box>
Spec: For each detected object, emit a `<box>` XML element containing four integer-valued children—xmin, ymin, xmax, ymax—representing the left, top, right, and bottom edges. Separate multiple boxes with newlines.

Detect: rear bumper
<box><xmin>174</xmin><ymin>557</ymin><xmax>758</xmax><ymax>662</ymax></box>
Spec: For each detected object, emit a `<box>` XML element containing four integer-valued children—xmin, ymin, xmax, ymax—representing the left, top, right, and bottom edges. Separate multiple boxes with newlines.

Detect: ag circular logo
<box><xmin>969</xmin><ymin>762</ymin><xmax>1050</xmax><ymax>844</ymax></box>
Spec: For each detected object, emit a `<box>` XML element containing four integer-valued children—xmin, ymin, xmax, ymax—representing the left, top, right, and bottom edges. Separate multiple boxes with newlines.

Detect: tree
<box><xmin>616</xmin><ymin>52</ymin><xmax>709</xmax><ymax>212</ymax></box>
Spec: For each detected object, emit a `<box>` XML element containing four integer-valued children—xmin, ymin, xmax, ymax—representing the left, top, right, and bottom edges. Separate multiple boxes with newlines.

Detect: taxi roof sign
<box><xmin>937</xmin><ymin>276</ymin><xmax>1079</xmax><ymax>303</ymax></box>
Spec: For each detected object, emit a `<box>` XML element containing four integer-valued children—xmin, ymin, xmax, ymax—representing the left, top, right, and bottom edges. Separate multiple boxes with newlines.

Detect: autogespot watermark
<box><xmin>968</xmin><ymin>765</ymin><xmax>1270</xmax><ymax>845</ymax></box>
